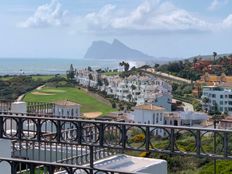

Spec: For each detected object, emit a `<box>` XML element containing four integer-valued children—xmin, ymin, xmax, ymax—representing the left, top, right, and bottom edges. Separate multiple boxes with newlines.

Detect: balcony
<box><xmin>0</xmin><ymin>101</ymin><xmax>232</xmax><ymax>173</ymax></box>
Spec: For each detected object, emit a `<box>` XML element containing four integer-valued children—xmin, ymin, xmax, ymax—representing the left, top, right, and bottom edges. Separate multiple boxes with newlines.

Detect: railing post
<box><xmin>145</xmin><ymin>126</ymin><xmax>150</xmax><ymax>153</ymax></box>
<box><xmin>224</xmin><ymin>132</ymin><xmax>228</xmax><ymax>158</ymax></box>
<box><xmin>56</xmin><ymin>120</ymin><xmax>61</xmax><ymax>143</ymax></box>
<box><xmin>213</xmin><ymin>122</ymin><xmax>217</xmax><ymax>174</ymax></box>
<box><xmin>29</xmin><ymin>164</ymin><xmax>35</xmax><ymax>174</ymax></box>
<box><xmin>11</xmin><ymin>161</ymin><xmax>17</xmax><ymax>174</ymax></box>
<box><xmin>90</xmin><ymin>145</ymin><xmax>94</xmax><ymax>174</ymax></box>
<box><xmin>170</xmin><ymin>128</ymin><xmax>175</xmax><ymax>153</ymax></box>
<box><xmin>78</xmin><ymin>122</ymin><xmax>82</xmax><ymax>145</ymax></box>
<box><xmin>17</xmin><ymin>117</ymin><xmax>23</xmax><ymax>140</ymax></box>
<box><xmin>36</xmin><ymin>119</ymin><xmax>41</xmax><ymax>142</ymax></box>
<box><xmin>99</xmin><ymin>123</ymin><xmax>104</xmax><ymax>147</ymax></box>
<box><xmin>48</xmin><ymin>165</ymin><xmax>54</xmax><ymax>174</ymax></box>
<box><xmin>122</xmin><ymin>124</ymin><xmax>126</xmax><ymax>151</ymax></box>
<box><xmin>196</xmin><ymin>130</ymin><xmax>201</xmax><ymax>157</ymax></box>
<box><xmin>0</xmin><ymin>115</ymin><xmax>3</xmax><ymax>138</ymax></box>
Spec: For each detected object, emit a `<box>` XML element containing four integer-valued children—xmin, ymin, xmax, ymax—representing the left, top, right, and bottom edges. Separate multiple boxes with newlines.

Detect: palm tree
<box><xmin>213</xmin><ymin>52</ymin><xmax>217</xmax><ymax>62</ymax></box>
<box><xmin>119</xmin><ymin>61</ymin><xmax>130</xmax><ymax>72</ymax></box>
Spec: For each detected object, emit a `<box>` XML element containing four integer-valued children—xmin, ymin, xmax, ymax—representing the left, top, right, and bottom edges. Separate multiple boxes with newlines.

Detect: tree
<box><xmin>88</xmin><ymin>66</ymin><xmax>93</xmax><ymax>72</ymax></box>
<box><xmin>97</xmin><ymin>79</ymin><xmax>103</xmax><ymax>86</ymax></box>
<box><xmin>103</xmin><ymin>78</ymin><xmax>109</xmax><ymax>86</ymax></box>
<box><xmin>131</xmin><ymin>84</ymin><xmax>137</xmax><ymax>91</ymax></box>
<box><xmin>154</xmin><ymin>64</ymin><xmax>160</xmax><ymax>69</ymax></box>
<box><xmin>88</xmin><ymin>73</ymin><xmax>93</xmax><ymax>80</ymax></box>
<box><xmin>213</xmin><ymin>52</ymin><xmax>217</xmax><ymax>62</ymax></box>
<box><xmin>119</xmin><ymin>61</ymin><xmax>130</xmax><ymax>72</ymax></box>
<box><xmin>193</xmin><ymin>57</ymin><xmax>198</xmax><ymax>64</ymax></box>
<box><xmin>111</xmin><ymin>102</ymin><xmax>116</xmax><ymax>108</ymax></box>
<box><xmin>127</xmin><ymin>94</ymin><xmax>132</xmax><ymax>102</ymax></box>
<box><xmin>67</xmin><ymin>64</ymin><xmax>75</xmax><ymax>80</ymax></box>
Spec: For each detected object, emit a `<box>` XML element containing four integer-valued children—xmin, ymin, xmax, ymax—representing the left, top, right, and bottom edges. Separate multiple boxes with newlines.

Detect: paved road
<box><xmin>154</xmin><ymin>71</ymin><xmax>192</xmax><ymax>84</ymax></box>
<box><xmin>16</xmin><ymin>85</ymin><xmax>45</xmax><ymax>102</ymax></box>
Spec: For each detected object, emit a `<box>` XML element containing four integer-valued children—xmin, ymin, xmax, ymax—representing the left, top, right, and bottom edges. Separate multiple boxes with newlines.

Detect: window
<box><xmin>71</xmin><ymin>109</ymin><xmax>74</xmax><ymax>117</ymax></box>
<box><xmin>220</xmin><ymin>101</ymin><xmax>223</xmax><ymax>105</ymax></box>
<box><xmin>212</xmin><ymin>94</ymin><xmax>216</xmax><ymax>98</ymax></box>
<box><xmin>229</xmin><ymin>107</ymin><xmax>232</xmax><ymax>111</ymax></box>
<box><xmin>153</xmin><ymin>114</ymin><xmax>155</xmax><ymax>124</ymax></box>
<box><xmin>229</xmin><ymin>101</ymin><xmax>232</xmax><ymax>105</ymax></box>
<box><xmin>220</xmin><ymin>107</ymin><xmax>223</xmax><ymax>111</ymax></box>
<box><xmin>156</xmin><ymin>116</ymin><xmax>159</xmax><ymax>123</ymax></box>
<box><xmin>220</xmin><ymin>95</ymin><xmax>223</xmax><ymax>99</ymax></box>
<box><xmin>160</xmin><ymin>115</ymin><xmax>162</xmax><ymax>121</ymax></box>
<box><xmin>225</xmin><ymin>95</ymin><xmax>228</xmax><ymax>98</ymax></box>
<box><xmin>229</xmin><ymin>95</ymin><xmax>232</xmax><ymax>99</ymax></box>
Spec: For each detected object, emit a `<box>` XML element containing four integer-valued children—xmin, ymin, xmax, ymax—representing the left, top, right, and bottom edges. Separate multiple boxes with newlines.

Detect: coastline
<box><xmin>0</xmin><ymin>58</ymin><xmax>144</xmax><ymax>75</ymax></box>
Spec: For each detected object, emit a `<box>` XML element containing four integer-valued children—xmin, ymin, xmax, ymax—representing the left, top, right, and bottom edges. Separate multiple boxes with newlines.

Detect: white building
<box><xmin>164</xmin><ymin>111</ymin><xmax>208</xmax><ymax>126</ymax></box>
<box><xmin>201</xmin><ymin>86</ymin><xmax>232</xmax><ymax>114</ymax></box>
<box><xmin>131</xmin><ymin>104</ymin><xmax>165</xmax><ymax>137</ymax></box>
<box><xmin>54</xmin><ymin>100</ymin><xmax>80</xmax><ymax>118</ymax></box>
<box><xmin>75</xmin><ymin>69</ymin><xmax>100</xmax><ymax>88</ymax></box>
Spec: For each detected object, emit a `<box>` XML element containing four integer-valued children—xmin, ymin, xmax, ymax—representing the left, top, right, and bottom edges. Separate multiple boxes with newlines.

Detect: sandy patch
<box><xmin>32</xmin><ymin>92</ymin><xmax>54</xmax><ymax>96</ymax></box>
<box><xmin>82</xmin><ymin>112</ymin><xmax>102</xmax><ymax>119</ymax></box>
<box><xmin>42</xmin><ymin>89</ymin><xmax>66</xmax><ymax>93</ymax></box>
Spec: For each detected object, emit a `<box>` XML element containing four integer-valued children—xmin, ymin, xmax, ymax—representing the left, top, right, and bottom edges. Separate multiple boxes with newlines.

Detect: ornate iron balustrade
<box><xmin>0</xmin><ymin>156</ymin><xmax>140</xmax><ymax>174</ymax></box>
<box><xmin>0</xmin><ymin>111</ymin><xmax>232</xmax><ymax>160</ymax></box>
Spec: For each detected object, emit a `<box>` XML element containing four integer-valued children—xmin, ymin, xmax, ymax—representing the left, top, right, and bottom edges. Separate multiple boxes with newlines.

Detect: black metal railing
<box><xmin>0</xmin><ymin>156</ymin><xmax>141</xmax><ymax>174</ymax></box>
<box><xmin>1</xmin><ymin>111</ymin><xmax>232</xmax><ymax>173</ymax></box>
<box><xmin>0</xmin><ymin>112</ymin><xmax>232</xmax><ymax>159</ymax></box>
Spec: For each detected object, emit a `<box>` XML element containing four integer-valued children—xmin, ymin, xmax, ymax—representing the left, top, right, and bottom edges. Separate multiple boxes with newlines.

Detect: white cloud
<box><xmin>223</xmin><ymin>14</ymin><xmax>232</xmax><ymax>28</ymax></box>
<box><xmin>19</xmin><ymin>0</ymin><xmax>69</xmax><ymax>28</ymax></box>
<box><xmin>83</xmin><ymin>1</ymin><xmax>211</xmax><ymax>33</ymax></box>
<box><xmin>18</xmin><ymin>0</ymin><xmax>232</xmax><ymax>34</ymax></box>
<box><xmin>208</xmin><ymin>0</ymin><xmax>228</xmax><ymax>11</ymax></box>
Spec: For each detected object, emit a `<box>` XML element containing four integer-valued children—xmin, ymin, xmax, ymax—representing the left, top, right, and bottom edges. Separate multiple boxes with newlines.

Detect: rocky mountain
<box><xmin>84</xmin><ymin>39</ymin><xmax>154</xmax><ymax>60</ymax></box>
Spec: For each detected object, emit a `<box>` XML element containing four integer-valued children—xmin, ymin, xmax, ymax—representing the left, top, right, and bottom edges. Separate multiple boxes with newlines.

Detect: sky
<box><xmin>0</xmin><ymin>0</ymin><xmax>232</xmax><ymax>59</ymax></box>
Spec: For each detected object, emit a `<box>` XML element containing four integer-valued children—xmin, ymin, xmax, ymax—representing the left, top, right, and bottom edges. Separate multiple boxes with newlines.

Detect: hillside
<box><xmin>84</xmin><ymin>39</ymin><xmax>154</xmax><ymax>60</ymax></box>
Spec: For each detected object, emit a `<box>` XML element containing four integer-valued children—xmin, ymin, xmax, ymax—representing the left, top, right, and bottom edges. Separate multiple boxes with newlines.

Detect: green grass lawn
<box><xmin>23</xmin><ymin>87</ymin><xmax>116</xmax><ymax>115</ymax></box>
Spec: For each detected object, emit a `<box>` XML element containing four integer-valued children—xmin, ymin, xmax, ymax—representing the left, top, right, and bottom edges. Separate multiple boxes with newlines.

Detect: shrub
<box><xmin>130</xmin><ymin>133</ymin><xmax>145</xmax><ymax>143</ymax></box>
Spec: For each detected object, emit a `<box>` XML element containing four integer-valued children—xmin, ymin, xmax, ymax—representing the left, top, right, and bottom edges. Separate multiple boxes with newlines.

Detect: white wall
<box><xmin>54</xmin><ymin>105</ymin><xmax>80</xmax><ymax>118</ymax></box>
<box><xmin>132</xmin><ymin>109</ymin><xmax>164</xmax><ymax>136</ymax></box>
<box><xmin>0</xmin><ymin>139</ymin><xmax>11</xmax><ymax>174</ymax></box>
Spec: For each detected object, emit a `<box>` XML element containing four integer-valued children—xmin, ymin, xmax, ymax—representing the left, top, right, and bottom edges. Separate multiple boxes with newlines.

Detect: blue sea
<box><xmin>0</xmin><ymin>58</ymin><xmax>143</xmax><ymax>75</ymax></box>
